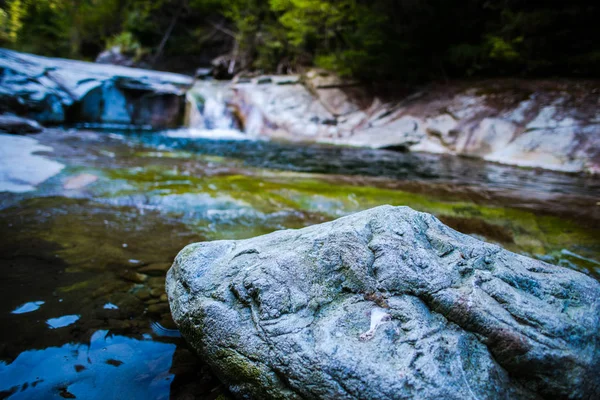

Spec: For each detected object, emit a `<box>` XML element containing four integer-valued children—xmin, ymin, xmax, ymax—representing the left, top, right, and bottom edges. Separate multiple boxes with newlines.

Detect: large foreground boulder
<box><xmin>0</xmin><ymin>48</ymin><xmax>192</xmax><ymax>128</ymax></box>
<box><xmin>167</xmin><ymin>206</ymin><xmax>600</xmax><ymax>399</ymax></box>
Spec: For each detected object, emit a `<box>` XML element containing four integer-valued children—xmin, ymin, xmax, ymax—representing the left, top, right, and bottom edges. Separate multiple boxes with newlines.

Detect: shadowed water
<box><xmin>0</xmin><ymin>128</ymin><xmax>598</xmax><ymax>399</ymax></box>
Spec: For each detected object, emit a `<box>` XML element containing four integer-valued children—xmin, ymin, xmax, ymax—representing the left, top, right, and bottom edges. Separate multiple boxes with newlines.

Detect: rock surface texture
<box><xmin>227</xmin><ymin>72</ymin><xmax>600</xmax><ymax>173</ymax></box>
<box><xmin>0</xmin><ymin>48</ymin><xmax>192</xmax><ymax>128</ymax></box>
<box><xmin>167</xmin><ymin>206</ymin><xmax>600</xmax><ymax>400</ymax></box>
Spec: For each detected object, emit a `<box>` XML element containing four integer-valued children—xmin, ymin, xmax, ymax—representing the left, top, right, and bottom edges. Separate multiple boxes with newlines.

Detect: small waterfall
<box><xmin>184</xmin><ymin>91</ymin><xmax>204</xmax><ymax>128</ymax></box>
<box><xmin>184</xmin><ymin>81</ymin><xmax>239</xmax><ymax>132</ymax></box>
<box><xmin>176</xmin><ymin>80</ymin><xmax>247</xmax><ymax>140</ymax></box>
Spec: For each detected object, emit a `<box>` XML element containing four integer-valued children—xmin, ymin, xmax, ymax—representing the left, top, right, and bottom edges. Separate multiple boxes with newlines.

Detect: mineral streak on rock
<box><xmin>359</xmin><ymin>307</ymin><xmax>392</xmax><ymax>342</ymax></box>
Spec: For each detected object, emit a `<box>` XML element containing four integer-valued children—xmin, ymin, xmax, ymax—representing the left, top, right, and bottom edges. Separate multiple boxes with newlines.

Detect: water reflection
<box><xmin>0</xmin><ymin>330</ymin><xmax>175</xmax><ymax>399</ymax></box>
<box><xmin>0</xmin><ymin>197</ymin><xmax>230</xmax><ymax>399</ymax></box>
<box><xmin>10</xmin><ymin>302</ymin><xmax>45</xmax><ymax>315</ymax></box>
<box><xmin>0</xmin><ymin>134</ymin><xmax>65</xmax><ymax>193</ymax></box>
<box><xmin>46</xmin><ymin>315</ymin><xmax>81</xmax><ymax>329</ymax></box>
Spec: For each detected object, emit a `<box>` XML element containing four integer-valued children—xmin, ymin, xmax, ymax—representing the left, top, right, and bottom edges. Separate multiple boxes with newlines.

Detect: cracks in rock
<box><xmin>262</xmin><ymin>324</ymin><xmax>313</xmax><ymax>338</ymax></box>
<box><xmin>456</xmin><ymin>351</ymin><xmax>483</xmax><ymax>400</ymax></box>
<box><xmin>418</xmin><ymin>284</ymin><xmax>584</xmax><ymax>395</ymax></box>
<box><xmin>232</xmin><ymin>248</ymin><xmax>260</xmax><ymax>259</ymax></box>
<box><xmin>216</xmin><ymin>344</ymin><xmax>263</xmax><ymax>365</ymax></box>
<box><xmin>371</xmin><ymin>284</ymin><xmax>535</xmax><ymax>382</ymax></box>
<box><xmin>270</xmin><ymin>367</ymin><xmax>305</xmax><ymax>399</ymax></box>
<box><xmin>180</xmin><ymin>279</ymin><xmax>191</xmax><ymax>293</ymax></box>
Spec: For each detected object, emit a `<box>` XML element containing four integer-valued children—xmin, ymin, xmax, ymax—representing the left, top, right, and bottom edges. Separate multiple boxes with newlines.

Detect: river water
<box><xmin>0</xmin><ymin>126</ymin><xmax>598</xmax><ymax>399</ymax></box>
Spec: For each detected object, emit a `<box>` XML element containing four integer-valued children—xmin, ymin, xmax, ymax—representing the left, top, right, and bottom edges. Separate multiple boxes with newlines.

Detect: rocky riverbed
<box><xmin>2</xmin><ymin>49</ymin><xmax>599</xmax><ymax>174</ymax></box>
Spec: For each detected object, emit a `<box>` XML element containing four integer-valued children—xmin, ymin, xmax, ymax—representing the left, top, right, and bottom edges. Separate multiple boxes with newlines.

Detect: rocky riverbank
<box><xmin>226</xmin><ymin>71</ymin><xmax>600</xmax><ymax>174</ymax></box>
<box><xmin>2</xmin><ymin>49</ymin><xmax>598</xmax><ymax>174</ymax></box>
<box><xmin>0</xmin><ymin>48</ymin><xmax>192</xmax><ymax>128</ymax></box>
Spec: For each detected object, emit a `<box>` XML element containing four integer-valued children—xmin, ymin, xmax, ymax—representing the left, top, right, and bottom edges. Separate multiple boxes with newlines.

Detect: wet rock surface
<box><xmin>0</xmin><ymin>133</ymin><xmax>64</xmax><ymax>192</ymax></box>
<box><xmin>168</xmin><ymin>205</ymin><xmax>600</xmax><ymax>400</ymax></box>
<box><xmin>96</xmin><ymin>46</ymin><xmax>143</xmax><ymax>68</ymax></box>
<box><xmin>0</xmin><ymin>48</ymin><xmax>192</xmax><ymax>128</ymax></box>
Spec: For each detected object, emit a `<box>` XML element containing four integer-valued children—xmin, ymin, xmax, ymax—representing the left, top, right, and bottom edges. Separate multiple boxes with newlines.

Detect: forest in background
<box><xmin>1</xmin><ymin>0</ymin><xmax>598</xmax><ymax>81</ymax></box>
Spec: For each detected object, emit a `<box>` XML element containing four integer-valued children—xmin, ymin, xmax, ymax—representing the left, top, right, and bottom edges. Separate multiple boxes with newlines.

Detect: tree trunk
<box><xmin>151</xmin><ymin>2</ymin><xmax>184</xmax><ymax>68</ymax></box>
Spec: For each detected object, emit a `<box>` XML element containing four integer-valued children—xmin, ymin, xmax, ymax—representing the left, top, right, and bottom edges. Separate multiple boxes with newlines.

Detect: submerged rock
<box><xmin>167</xmin><ymin>205</ymin><xmax>600</xmax><ymax>400</ymax></box>
<box><xmin>0</xmin><ymin>48</ymin><xmax>192</xmax><ymax>128</ymax></box>
<box><xmin>63</xmin><ymin>173</ymin><xmax>98</xmax><ymax>190</ymax></box>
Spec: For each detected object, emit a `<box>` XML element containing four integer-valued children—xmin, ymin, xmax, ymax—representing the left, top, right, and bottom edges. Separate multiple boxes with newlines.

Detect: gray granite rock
<box><xmin>96</xmin><ymin>46</ymin><xmax>139</xmax><ymax>67</ymax></box>
<box><xmin>167</xmin><ymin>205</ymin><xmax>600</xmax><ymax>399</ymax></box>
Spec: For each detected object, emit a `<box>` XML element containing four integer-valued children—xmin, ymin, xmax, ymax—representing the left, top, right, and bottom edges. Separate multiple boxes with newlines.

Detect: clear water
<box><xmin>0</xmin><ymin>127</ymin><xmax>598</xmax><ymax>399</ymax></box>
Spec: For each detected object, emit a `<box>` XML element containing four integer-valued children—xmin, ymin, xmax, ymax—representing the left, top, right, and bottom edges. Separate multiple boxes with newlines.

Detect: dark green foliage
<box><xmin>1</xmin><ymin>0</ymin><xmax>598</xmax><ymax>80</ymax></box>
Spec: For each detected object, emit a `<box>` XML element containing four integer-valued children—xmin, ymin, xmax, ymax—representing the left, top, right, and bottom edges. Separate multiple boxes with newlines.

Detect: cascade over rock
<box><xmin>167</xmin><ymin>205</ymin><xmax>600</xmax><ymax>400</ymax></box>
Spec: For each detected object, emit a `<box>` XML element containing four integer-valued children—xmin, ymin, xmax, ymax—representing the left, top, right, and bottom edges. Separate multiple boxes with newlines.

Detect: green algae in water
<box><xmin>6</xmin><ymin>197</ymin><xmax>201</xmax><ymax>271</ymax></box>
<box><xmin>198</xmin><ymin>174</ymin><xmax>599</xmax><ymax>266</ymax></box>
<box><xmin>97</xmin><ymin>163</ymin><xmax>600</xmax><ymax>277</ymax></box>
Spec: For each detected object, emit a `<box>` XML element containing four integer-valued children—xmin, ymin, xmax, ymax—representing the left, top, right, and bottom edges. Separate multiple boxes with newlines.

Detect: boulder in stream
<box><xmin>167</xmin><ymin>205</ymin><xmax>600</xmax><ymax>400</ymax></box>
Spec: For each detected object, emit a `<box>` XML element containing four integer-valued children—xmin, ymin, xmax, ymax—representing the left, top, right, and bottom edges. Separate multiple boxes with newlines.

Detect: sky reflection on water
<box><xmin>10</xmin><ymin>302</ymin><xmax>45</xmax><ymax>315</ymax></box>
<box><xmin>46</xmin><ymin>315</ymin><xmax>81</xmax><ymax>329</ymax></box>
<box><xmin>0</xmin><ymin>330</ymin><xmax>175</xmax><ymax>400</ymax></box>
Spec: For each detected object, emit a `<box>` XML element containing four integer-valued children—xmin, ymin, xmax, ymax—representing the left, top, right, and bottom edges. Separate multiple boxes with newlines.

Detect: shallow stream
<box><xmin>0</xmin><ymin>127</ymin><xmax>598</xmax><ymax>399</ymax></box>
